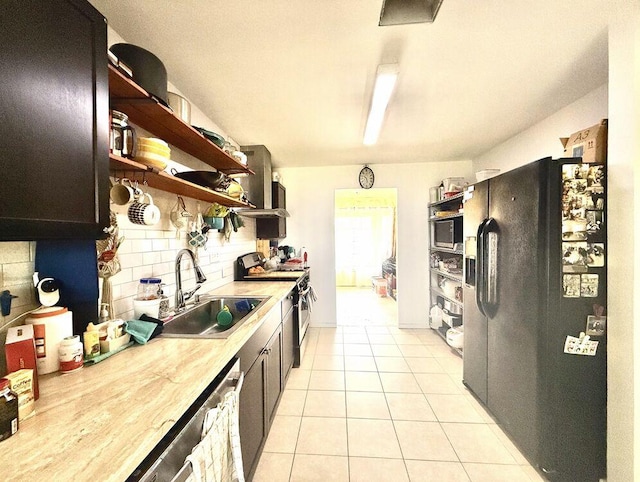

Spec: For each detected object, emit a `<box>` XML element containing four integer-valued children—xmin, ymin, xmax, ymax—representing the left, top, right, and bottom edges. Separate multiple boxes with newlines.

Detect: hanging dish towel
<box><xmin>181</xmin><ymin>390</ymin><xmax>244</xmax><ymax>482</ymax></box>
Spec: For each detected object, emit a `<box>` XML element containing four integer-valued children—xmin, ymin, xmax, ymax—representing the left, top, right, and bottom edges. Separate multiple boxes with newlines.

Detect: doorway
<box><xmin>334</xmin><ymin>188</ymin><xmax>398</xmax><ymax>326</ymax></box>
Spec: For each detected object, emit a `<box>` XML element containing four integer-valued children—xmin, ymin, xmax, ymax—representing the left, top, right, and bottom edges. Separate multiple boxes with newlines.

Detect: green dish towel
<box><xmin>125</xmin><ymin>319</ymin><xmax>157</xmax><ymax>344</ymax></box>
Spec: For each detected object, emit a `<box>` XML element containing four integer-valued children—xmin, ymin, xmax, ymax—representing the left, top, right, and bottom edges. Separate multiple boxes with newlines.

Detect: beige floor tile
<box><xmin>394</xmin><ymin>420</ymin><xmax>458</xmax><ymax>461</ymax></box>
<box><xmin>374</xmin><ymin>356</ymin><xmax>411</xmax><ymax>373</ymax></box>
<box><xmin>308</xmin><ymin>370</ymin><xmax>345</xmax><ymax>390</ymax></box>
<box><xmin>385</xmin><ymin>393</ymin><xmax>437</xmax><ymax>421</ymax></box>
<box><xmin>405</xmin><ymin>460</ymin><xmax>470</xmax><ymax>481</ymax></box>
<box><xmin>343</xmin><ymin>343</ymin><xmax>373</xmax><ymax>356</ymax></box>
<box><xmin>426</xmin><ymin>394</ymin><xmax>486</xmax><ymax>423</ymax></box>
<box><xmin>346</xmin><ymin>391</ymin><xmax>390</xmax><ymax>419</ymax></box>
<box><xmin>349</xmin><ymin>456</ymin><xmax>410</xmax><ymax>482</ymax></box>
<box><xmin>317</xmin><ymin>332</ymin><xmax>343</xmax><ymax>344</ymax></box>
<box><xmin>397</xmin><ymin>343</ymin><xmax>432</xmax><ymax>357</ymax></box>
<box><xmin>436</xmin><ymin>353</ymin><xmax>464</xmax><ymax>374</ymax></box>
<box><xmin>343</xmin><ymin>333</ymin><xmax>370</xmax><ymax>344</ymax></box>
<box><xmin>313</xmin><ymin>354</ymin><xmax>344</xmax><ymax>371</ymax></box>
<box><xmin>347</xmin><ymin>419</ymin><xmax>402</xmax><ymax>458</ymax></box>
<box><xmin>342</xmin><ymin>326</ymin><xmax>368</xmax><ymax>334</ymax></box>
<box><xmin>304</xmin><ymin>390</ymin><xmax>346</xmax><ymax>417</ymax></box>
<box><xmin>290</xmin><ymin>454</ymin><xmax>349</xmax><ymax>482</ymax></box>
<box><xmin>428</xmin><ymin>342</ymin><xmax>461</xmax><ymax>357</ymax></box>
<box><xmin>392</xmin><ymin>333</ymin><xmax>423</xmax><ymax>345</ymax></box>
<box><xmin>344</xmin><ymin>355</ymin><xmax>378</xmax><ymax>372</ymax></box>
<box><xmin>379</xmin><ymin>372</ymin><xmax>422</xmax><ymax>393</ymax></box>
<box><xmin>405</xmin><ymin>357</ymin><xmax>445</xmax><ymax>374</ymax></box>
<box><xmin>263</xmin><ymin>415</ymin><xmax>302</xmax><ymax>453</ymax></box>
<box><xmin>367</xmin><ymin>334</ymin><xmax>396</xmax><ymax>344</ymax></box>
<box><xmin>371</xmin><ymin>344</ymin><xmax>403</xmax><ymax>357</ymax></box>
<box><xmin>314</xmin><ymin>342</ymin><xmax>344</xmax><ymax>356</ymax></box>
<box><xmin>415</xmin><ymin>373</ymin><xmax>462</xmax><ymax>394</ymax></box>
<box><xmin>462</xmin><ymin>392</ymin><xmax>497</xmax><ymax>423</ymax></box>
<box><xmin>296</xmin><ymin>417</ymin><xmax>348</xmax><ymax>456</ymax></box>
<box><xmin>462</xmin><ymin>462</ymin><xmax>532</xmax><ymax>481</ymax></box>
<box><xmin>345</xmin><ymin>371</ymin><xmax>383</xmax><ymax>392</ymax></box>
<box><xmin>253</xmin><ymin>452</ymin><xmax>294</xmax><ymax>482</ymax></box>
<box><xmin>519</xmin><ymin>464</ymin><xmax>547</xmax><ymax>481</ymax></box>
<box><xmin>487</xmin><ymin>424</ymin><xmax>530</xmax><ymax>465</ymax></box>
<box><xmin>287</xmin><ymin>368</ymin><xmax>312</xmax><ymax>389</ymax></box>
<box><xmin>416</xmin><ymin>330</ymin><xmax>446</xmax><ymax>345</ymax></box>
<box><xmin>366</xmin><ymin>326</ymin><xmax>391</xmax><ymax>334</ymax></box>
<box><xmin>442</xmin><ymin>423</ymin><xmax>517</xmax><ymax>464</ymax></box>
<box><xmin>277</xmin><ymin>389</ymin><xmax>307</xmax><ymax>416</ymax></box>
<box><xmin>298</xmin><ymin>352</ymin><xmax>314</xmax><ymax>370</ymax></box>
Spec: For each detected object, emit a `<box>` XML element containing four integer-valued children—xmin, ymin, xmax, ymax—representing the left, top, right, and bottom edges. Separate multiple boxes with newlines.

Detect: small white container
<box><xmin>133</xmin><ymin>298</ymin><xmax>161</xmax><ymax>319</ymax></box>
<box><xmin>446</xmin><ymin>325</ymin><xmax>464</xmax><ymax>350</ymax></box>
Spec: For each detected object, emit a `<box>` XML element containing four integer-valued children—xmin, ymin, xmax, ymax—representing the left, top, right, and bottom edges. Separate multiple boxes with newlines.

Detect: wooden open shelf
<box><xmin>108</xmin><ymin>64</ymin><xmax>252</xmax><ymax>176</ymax></box>
<box><xmin>109</xmin><ymin>154</ymin><xmax>251</xmax><ymax>207</ymax></box>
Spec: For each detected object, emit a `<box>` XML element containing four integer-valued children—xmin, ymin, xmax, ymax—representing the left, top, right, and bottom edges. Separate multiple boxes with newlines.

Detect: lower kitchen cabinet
<box><xmin>237</xmin><ymin>309</ymin><xmax>285</xmax><ymax>480</ymax></box>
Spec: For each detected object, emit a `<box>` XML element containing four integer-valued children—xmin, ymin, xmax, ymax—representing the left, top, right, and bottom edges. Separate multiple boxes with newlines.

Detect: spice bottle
<box><xmin>0</xmin><ymin>378</ymin><xmax>19</xmax><ymax>442</ymax></box>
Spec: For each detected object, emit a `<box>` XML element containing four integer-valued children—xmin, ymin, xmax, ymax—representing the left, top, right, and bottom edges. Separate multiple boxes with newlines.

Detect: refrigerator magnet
<box><xmin>562</xmin><ymin>242</ymin><xmax>589</xmax><ymax>272</ymax></box>
<box><xmin>563</xmin><ymin>274</ymin><xmax>581</xmax><ymax>298</ymax></box>
<box><xmin>585</xmin><ymin>243</ymin><xmax>605</xmax><ymax>267</ymax></box>
<box><xmin>580</xmin><ymin>274</ymin><xmax>599</xmax><ymax>297</ymax></box>
<box><xmin>586</xmin><ymin>315</ymin><xmax>606</xmax><ymax>336</ymax></box>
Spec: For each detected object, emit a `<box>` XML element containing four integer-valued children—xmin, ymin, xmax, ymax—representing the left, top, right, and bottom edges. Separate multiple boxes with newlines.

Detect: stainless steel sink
<box><xmin>161</xmin><ymin>296</ymin><xmax>270</xmax><ymax>338</ymax></box>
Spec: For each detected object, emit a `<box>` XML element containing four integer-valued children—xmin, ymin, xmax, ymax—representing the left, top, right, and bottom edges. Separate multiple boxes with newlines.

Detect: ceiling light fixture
<box><xmin>363</xmin><ymin>63</ymin><xmax>399</xmax><ymax>146</ymax></box>
<box><xmin>379</xmin><ymin>0</ymin><xmax>444</xmax><ymax>26</ymax></box>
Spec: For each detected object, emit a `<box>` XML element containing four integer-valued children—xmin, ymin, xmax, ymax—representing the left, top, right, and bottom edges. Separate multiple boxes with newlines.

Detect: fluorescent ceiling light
<box><xmin>363</xmin><ymin>64</ymin><xmax>399</xmax><ymax>145</ymax></box>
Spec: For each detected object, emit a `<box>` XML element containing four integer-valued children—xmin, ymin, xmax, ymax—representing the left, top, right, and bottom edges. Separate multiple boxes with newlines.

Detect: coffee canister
<box><xmin>58</xmin><ymin>336</ymin><xmax>83</xmax><ymax>373</ymax></box>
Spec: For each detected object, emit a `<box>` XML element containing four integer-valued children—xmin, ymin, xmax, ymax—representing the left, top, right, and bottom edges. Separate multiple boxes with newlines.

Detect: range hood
<box><xmin>236</xmin><ymin>145</ymin><xmax>289</xmax><ymax>218</ymax></box>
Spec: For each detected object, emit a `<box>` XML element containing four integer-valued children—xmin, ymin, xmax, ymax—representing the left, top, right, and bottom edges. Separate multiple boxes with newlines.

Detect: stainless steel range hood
<box><xmin>236</xmin><ymin>145</ymin><xmax>289</xmax><ymax>218</ymax></box>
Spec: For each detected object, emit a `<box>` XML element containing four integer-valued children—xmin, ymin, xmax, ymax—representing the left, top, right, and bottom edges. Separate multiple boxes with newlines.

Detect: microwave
<box><xmin>434</xmin><ymin>217</ymin><xmax>463</xmax><ymax>249</ymax></box>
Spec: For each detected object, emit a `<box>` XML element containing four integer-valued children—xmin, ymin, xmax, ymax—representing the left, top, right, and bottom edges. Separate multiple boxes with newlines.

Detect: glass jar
<box><xmin>0</xmin><ymin>378</ymin><xmax>18</xmax><ymax>442</ymax></box>
<box><xmin>137</xmin><ymin>278</ymin><xmax>162</xmax><ymax>300</ymax></box>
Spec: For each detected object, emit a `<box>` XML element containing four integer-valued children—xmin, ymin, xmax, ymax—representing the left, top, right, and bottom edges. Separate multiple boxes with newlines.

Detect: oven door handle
<box><xmin>299</xmin><ymin>286</ymin><xmax>311</xmax><ymax>297</ymax></box>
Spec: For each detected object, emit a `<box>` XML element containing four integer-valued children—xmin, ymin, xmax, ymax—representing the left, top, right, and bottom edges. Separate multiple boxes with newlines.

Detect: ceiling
<box><xmin>89</xmin><ymin>0</ymin><xmax>610</xmax><ymax>169</ymax></box>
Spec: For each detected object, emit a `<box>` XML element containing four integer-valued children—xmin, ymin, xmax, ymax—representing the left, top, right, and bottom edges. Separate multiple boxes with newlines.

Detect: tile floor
<box><xmin>252</xmin><ymin>290</ymin><xmax>546</xmax><ymax>481</ymax></box>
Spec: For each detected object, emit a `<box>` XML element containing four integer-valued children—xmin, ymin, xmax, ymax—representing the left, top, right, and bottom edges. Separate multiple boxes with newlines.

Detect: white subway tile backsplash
<box><xmin>129</xmin><ymin>239</ymin><xmax>153</xmax><ymax>253</ymax></box>
<box><xmin>151</xmin><ymin>239</ymin><xmax>169</xmax><ymax>251</ymax></box>
<box><xmin>142</xmin><ymin>251</ymin><xmax>163</xmax><ymax>266</ymax></box>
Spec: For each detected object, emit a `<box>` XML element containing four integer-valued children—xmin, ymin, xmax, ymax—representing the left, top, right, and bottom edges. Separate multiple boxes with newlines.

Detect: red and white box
<box><xmin>5</xmin><ymin>325</ymin><xmax>39</xmax><ymax>400</ymax></box>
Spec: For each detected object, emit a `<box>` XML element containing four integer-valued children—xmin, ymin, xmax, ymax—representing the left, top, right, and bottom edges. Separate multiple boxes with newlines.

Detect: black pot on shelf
<box><xmin>109</xmin><ymin>43</ymin><xmax>168</xmax><ymax>104</ymax></box>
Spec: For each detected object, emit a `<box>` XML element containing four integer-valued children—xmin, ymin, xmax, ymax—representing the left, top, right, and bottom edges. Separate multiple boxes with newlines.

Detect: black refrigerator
<box><xmin>462</xmin><ymin>157</ymin><xmax>607</xmax><ymax>481</ymax></box>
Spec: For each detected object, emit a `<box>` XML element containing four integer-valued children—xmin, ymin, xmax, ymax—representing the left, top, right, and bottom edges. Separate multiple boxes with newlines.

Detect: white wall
<box><xmin>278</xmin><ymin>161</ymin><xmax>472</xmax><ymax>328</ymax></box>
<box><xmin>474</xmin><ymin>83</ymin><xmax>608</xmax><ymax>173</ymax></box>
<box><xmin>606</xmin><ymin>3</ymin><xmax>640</xmax><ymax>481</ymax></box>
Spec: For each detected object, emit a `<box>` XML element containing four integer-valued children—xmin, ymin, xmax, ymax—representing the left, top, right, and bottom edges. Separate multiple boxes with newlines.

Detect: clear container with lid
<box><xmin>137</xmin><ymin>278</ymin><xmax>162</xmax><ymax>300</ymax></box>
<box><xmin>0</xmin><ymin>378</ymin><xmax>18</xmax><ymax>442</ymax></box>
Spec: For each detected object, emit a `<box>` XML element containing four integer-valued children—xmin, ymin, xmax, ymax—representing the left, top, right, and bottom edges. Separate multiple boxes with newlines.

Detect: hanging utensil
<box><xmin>170</xmin><ymin>196</ymin><xmax>192</xmax><ymax>238</ymax></box>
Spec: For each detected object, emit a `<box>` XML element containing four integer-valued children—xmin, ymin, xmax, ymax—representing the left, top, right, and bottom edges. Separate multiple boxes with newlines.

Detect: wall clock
<box><xmin>359</xmin><ymin>166</ymin><xmax>375</xmax><ymax>189</ymax></box>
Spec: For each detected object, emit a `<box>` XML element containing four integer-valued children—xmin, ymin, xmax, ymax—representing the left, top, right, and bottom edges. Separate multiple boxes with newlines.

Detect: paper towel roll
<box><xmin>26</xmin><ymin>307</ymin><xmax>73</xmax><ymax>375</ymax></box>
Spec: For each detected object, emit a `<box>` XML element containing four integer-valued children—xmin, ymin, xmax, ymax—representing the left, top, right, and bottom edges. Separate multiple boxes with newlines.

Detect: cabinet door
<box><xmin>256</xmin><ymin>217</ymin><xmax>286</xmax><ymax>239</ymax></box>
<box><xmin>239</xmin><ymin>358</ymin><xmax>266</xmax><ymax>480</ymax></box>
<box><xmin>0</xmin><ymin>0</ymin><xmax>109</xmax><ymax>240</ymax></box>
<box><xmin>265</xmin><ymin>325</ymin><xmax>283</xmax><ymax>426</ymax></box>
<box><xmin>282</xmin><ymin>304</ymin><xmax>294</xmax><ymax>382</ymax></box>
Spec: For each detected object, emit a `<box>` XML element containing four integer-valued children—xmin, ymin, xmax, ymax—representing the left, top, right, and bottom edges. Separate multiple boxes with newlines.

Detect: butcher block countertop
<box><xmin>1</xmin><ymin>281</ymin><xmax>295</xmax><ymax>482</ymax></box>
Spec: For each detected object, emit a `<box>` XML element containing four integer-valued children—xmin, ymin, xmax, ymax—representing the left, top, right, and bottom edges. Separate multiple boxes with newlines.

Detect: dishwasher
<box><xmin>128</xmin><ymin>357</ymin><xmax>244</xmax><ymax>482</ymax></box>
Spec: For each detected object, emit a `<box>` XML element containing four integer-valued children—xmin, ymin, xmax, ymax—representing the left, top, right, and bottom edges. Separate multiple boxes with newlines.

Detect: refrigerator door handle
<box><xmin>476</xmin><ymin>219</ymin><xmax>488</xmax><ymax>316</ymax></box>
<box><xmin>484</xmin><ymin>218</ymin><xmax>499</xmax><ymax>306</ymax></box>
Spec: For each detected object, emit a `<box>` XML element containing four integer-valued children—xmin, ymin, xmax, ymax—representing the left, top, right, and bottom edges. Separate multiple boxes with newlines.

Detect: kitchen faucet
<box><xmin>174</xmin><ymin>249</ymin><xmax>207</xmax><ymax>311</ymax></box>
